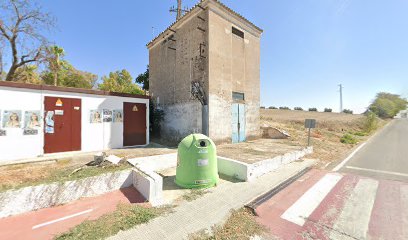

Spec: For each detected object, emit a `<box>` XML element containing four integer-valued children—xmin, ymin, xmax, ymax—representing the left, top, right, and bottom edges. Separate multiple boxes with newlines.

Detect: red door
<box><xmin>44</xmin><ymin>97</ymin><xmax>81</xmax><ymax>154</ymax></box>
<box><xmin>123</xmin><ymin>102</ymin><xmax>147</xmax><ymax>146</ymax></box>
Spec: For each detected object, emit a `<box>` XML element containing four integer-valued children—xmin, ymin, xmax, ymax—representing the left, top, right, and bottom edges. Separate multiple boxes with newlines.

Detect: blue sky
<box><xmin>8</xmin><ymin>0</ymin><xmax>408</xmax><ymax>113</ymax></box>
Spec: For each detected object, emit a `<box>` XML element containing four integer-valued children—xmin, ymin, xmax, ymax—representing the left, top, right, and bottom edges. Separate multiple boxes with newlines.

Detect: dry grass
<box><xmin>260</xmin><ymin>109</ymin><xmax>386</xmax><ymax>167</ymax></box>
<box><xmin>55</xmin><ymin>204</ymin><xmax>172</xmax><ymax>240</ymax></box>
<box><xmin>0</xmin><ymin>160</ymin><xmax>132</xmax><ymax>192</ymax></box>
<box><xmin>189</xmin><ymin>208</ymin><xmax>267</xmax><ymax>240</ymax></box>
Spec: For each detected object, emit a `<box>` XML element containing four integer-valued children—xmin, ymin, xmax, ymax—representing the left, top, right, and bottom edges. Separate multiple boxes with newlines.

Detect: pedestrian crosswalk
<box><xmin>255</xmin><ymin>169</ymin><xmax>408</xmax><ymax>240</ymax></box>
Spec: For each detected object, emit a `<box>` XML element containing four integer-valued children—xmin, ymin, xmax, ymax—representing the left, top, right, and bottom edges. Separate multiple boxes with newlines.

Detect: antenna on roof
<box><xmin>170</xmin><ymin>0</ymin><xmax>189</xmax><ymax>20</ymax></box>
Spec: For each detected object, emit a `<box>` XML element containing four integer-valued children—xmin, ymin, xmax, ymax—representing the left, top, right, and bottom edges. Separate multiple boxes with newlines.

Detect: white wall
<box><xmin>0</xmin><ymin>169</ymin><xmax>133</xmax><ymax>218</ymax></box>
<box><xmin>0</xmin><ymin>86</ymin><xmax>149</xmax><ymax>163</ymax></box>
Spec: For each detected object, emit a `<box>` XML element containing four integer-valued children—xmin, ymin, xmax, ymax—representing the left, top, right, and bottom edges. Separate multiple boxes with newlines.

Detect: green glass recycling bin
<box><xmin>175</xmin><ymin>134</ymin><xmax>219</xmax><ymax>189</ymax></box>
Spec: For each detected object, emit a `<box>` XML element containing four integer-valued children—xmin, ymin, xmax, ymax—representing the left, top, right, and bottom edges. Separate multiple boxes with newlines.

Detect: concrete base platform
<box><xmin>109</xmin><ymin>159</ymin><xmax>316</xmax><ymax>240</ymax></box>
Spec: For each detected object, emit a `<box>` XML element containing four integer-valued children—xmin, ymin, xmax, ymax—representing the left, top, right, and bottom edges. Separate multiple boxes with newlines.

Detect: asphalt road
<box><xmin>339</xmin><ymin>119</ymin><xmax>408</xmax><ymax>182</ymax></box>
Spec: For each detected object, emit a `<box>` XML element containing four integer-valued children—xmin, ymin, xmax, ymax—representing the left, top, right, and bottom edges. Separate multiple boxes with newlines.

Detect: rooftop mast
<box><xmin>170</xmin><ymin>0</ymin><xmax>188</xmax><ymax>20</ymax></box>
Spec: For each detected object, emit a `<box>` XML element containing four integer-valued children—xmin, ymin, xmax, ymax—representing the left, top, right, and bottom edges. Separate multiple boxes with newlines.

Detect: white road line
<box><xmin>401</xmin><ymin>185</ymin><xmax>408</xmax><ymax>239</ymax></box>
<box><xmin>329</xmin><ymin>178</ymin><xmax>378</xmax><ymax>240</ymax></box>
<box><xmin>332</xmin><ymin>143</ymin><xmax>367</xmax><ymax>171</ymax></box>
<box><xmin>280</xmin><ymin>173</ymin><xmax>343</xmax><ymax>226</ymax></box>
<box><xmin>345</xmin><ymin>166</ymin><xmax>408</xmax><ymax>178</ymax></box>
<box><xmin>32</xmin><ymin>209</ymin><xmax>93</xmax><ymax>230</ymax></box>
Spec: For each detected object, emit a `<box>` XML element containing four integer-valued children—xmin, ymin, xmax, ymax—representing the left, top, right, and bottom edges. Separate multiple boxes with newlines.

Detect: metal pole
<box><xmin>307</xmin><ymin>127</ymin><xmax>311</xmax><ymax>146</ymax></box>
<box><xmin>339</xmin><ymin>84</ymin><xmax>343</xmax><ymax>113</ymax></box>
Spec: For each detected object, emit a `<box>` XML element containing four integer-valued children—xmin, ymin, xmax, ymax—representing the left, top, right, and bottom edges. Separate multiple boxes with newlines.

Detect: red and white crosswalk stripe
<box><xmin>255</xmin><ymin>169</ymin><xmax>408</xmax><ymax>240</ymax></box>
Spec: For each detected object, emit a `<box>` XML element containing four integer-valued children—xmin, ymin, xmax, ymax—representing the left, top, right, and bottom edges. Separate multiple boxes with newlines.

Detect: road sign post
<box><xmin>305</xmin><ymin>119</ymin><xmax>316</xmax><ymax>146</ymax></box>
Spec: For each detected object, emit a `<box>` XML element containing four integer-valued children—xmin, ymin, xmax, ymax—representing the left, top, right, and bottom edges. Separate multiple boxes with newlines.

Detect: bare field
<box><xmin>261</xmin><ymin>109</ymin><xmax>385</xmax><ymax>167</ymax></box>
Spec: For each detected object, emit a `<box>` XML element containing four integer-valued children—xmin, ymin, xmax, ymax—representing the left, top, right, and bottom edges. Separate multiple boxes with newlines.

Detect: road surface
<box><xmin>256</xmin><ymin>120</ymin><xmax>408</xmax><ymax>239</ymax></box>
<box><xmin>340</xmin><ymin>119</ymin><xmax>408</xmax><ymax>182</ymax></box>
<box><xmin>255</xmin><ymin>169</ymin><xmax>408</xmax><ymax>240</ymax></box>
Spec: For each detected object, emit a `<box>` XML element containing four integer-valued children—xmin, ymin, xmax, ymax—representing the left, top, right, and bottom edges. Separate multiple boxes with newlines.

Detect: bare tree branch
<box><xmin>0</xmin><ymin>0</ymin><xmax>55</xmax><ymax>81</ymax></box>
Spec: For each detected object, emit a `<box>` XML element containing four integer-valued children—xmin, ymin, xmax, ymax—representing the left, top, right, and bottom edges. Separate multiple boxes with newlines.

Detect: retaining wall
<box><xmin>0</xmin><ymin>170</ymin><xmax>132</xmax><ymax>218</ymax></box>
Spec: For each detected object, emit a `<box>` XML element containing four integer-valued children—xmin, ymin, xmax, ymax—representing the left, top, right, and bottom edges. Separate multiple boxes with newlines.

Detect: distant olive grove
<box><xmin>261</xmin><ymin>92</ymin><xmax>406</xmax><ymax>119</ymax></box>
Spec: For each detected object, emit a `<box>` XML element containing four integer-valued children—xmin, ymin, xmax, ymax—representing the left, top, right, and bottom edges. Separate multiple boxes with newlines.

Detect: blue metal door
<box><xmin>231</xmin><ymin>103</ymin><xmax>246</xmax><ymax>143</ymax></box>
<box><xmin>232</xmin><ymin>103</ymin><xmax>239</xmax><ymax>143</ymax></box>
<box><xmin>238</xmin><ymin>104</ymin><xmax>246</xmax><ymax>142</ymax></box>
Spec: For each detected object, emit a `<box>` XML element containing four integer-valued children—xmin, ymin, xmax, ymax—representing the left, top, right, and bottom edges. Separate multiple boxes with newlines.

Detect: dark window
<box><xmin>232</xmin><ymin>27</ymin><xmax>244</xmax><ymax>38</ymax></box>
<box><xmin>232</xmin><ymin>92</ymin><xmax>245</xmax><ymax>101</ymax></box>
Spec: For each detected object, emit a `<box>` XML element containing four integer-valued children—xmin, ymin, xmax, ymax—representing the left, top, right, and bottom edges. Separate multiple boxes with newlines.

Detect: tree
<box><xmin>99</xmin><ymin>69</ymin><xmax>144</xmax><ymax>95</ymax></box>
<box><xmin>0</xmin><ymin>0</ymin><xmax>55</xmax><ymax>81</ymax></box>
<box><xmin>369</xmin><ymin>92</ymin><xmax>408</xmax><ymax>118</ymax></box>
<box><xmin>135</xmin><ymin>65</ymin><xmax>149</xmax><ymax>91</ymax></box>
<box><xmin>41</xmin><ymin>60</ymin><xmax>97</xmax><ymax>89</ymax></box>
<box><xmin>0</xmin><ymin>40</ymin><xmax>4</xmax><ymax>80</ymax></box>
<box><xmin>45</xmin><ymin>45</ymin><xmax>65</xmax><ymax>86</ymax></box>
<box><xmin>13</xmin><ymin>64</ymin><xmax>41</xmax><ymax>84</ymax></box>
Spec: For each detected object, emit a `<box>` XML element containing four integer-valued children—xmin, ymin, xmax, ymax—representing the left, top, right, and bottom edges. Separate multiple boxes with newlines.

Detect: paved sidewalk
<box><xmin>109</xmin><ymin>159</ymin><xmax>315</xmax><ymax>240</ymax></box>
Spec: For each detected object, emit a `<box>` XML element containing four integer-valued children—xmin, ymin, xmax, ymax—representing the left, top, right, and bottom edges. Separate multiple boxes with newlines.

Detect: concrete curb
<box><xmin>245</xmin><ymin>166</ymin><xmax>311</xmax><ymax>214</ymax></box>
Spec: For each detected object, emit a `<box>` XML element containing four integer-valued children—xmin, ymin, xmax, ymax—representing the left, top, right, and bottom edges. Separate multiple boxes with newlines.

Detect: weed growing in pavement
<box><xmin>182</xmin><ymin>188</ymin><xmax>209</xmax><ymax>202</ymax></box>
<box><xmin>55</xmin><ymin>204</ymin><xmax>172</xmax><ymax>240</ymax></box>
<box><xmin>189</xmin><ymin>208</ymin><xmax>267</xmax><ymax>240</ymax></box>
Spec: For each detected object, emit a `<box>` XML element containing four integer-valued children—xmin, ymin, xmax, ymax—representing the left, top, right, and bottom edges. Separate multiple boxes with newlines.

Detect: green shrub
<box><xmin>340</xmin><ymin>134</ymin><xmax>357</xmax><ymax>144</ymax></box>
<box><xmin>348</xmin><ymin>131</ymin><xmax>368</xmax><ymax>136</ymax></box>
<box><xmin>343</xmin><ymin>109</ymin><xmax>353</xmax><ymax>114</ymax></box>
<box><xmin>369</xmin><ymin>92</ymin><xmax>408</xmax><ymax>118</ymax></box>
<box><xmin>324</xmin><ymin>108</ymin><xmax>332</xmax><ymax>112</ymax></box>
<box><xmin>294</xmin><ymin>107</ymin><xmax>303</xmax><ymax>111</ymax></box>
<box><xmin>150</xmin><ymin>101</ymin><xmax>165</xmax><ymax>137</ymax></box>
<box><xmin>260</xmin><ymin>106</ymin><xmax>266</xmax><ymax>109</ymax></box>
<box><xmin>279</xmin><ymin>106</ymin><xmax>290</xmax><ymax>110</ymax></box>
<box><xmin>268</xmin><ymin>106</ymin><xmax>277</xmax><ymax>109</ymax></box>
<box><xmin>308</xmin><ymin>108</ymin><xmax>317</xmax><ymax>112</ymax></box>
<box><xmin>363</xmin><ymin>111</ymin><xmax>379</xmax><ymax>133</ymax></box>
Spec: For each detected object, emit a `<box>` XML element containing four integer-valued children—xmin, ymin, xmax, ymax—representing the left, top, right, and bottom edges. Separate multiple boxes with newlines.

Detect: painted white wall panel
<box><xmin>0</xmin><ymin>86</ymin><xmax>149</xmax><ymax>163</ymax></box>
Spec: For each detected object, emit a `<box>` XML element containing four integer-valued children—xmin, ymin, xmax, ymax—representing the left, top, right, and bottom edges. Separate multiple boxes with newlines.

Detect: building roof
<box><xmin>0</xmin><ymin>81</ymin><xmax>150</xmax><ymax>99</ymax></box>
<box><xmin>147</xmin><ymin>0</ymin><xmax>263</xmax><ymax>48</ymax></box>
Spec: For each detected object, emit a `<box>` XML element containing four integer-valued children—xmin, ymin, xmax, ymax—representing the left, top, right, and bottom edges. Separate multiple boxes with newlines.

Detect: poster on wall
<box><xmin>103</xmin><ymin>109</ymin><xmax>112</xmax><ymax>122</ymax></box>
<box><xmin>90</xmin><ymin>110</ymin><xmax>102</xmax><ymax>123</ymax></box>
<box><xmin>113</xmin><ymin>109</ymin><xmax>123</xmax><ymax>123</ymax></box>
<box><xmin>45</xmin><ymin>111</ymin><xmax>54</xmax><ymax>134</ymax></box>
<box><xmin>0</xmin><ymin>129</ymin><xmax>6</xmax><ymax>136</ymax></box>
<box><xmin>2</xmin><ymin>110</ymin><xmax>22</xmax><ymax>128</ymax></box>
<box><xmin>24</xmin><ymin>111</ymin><xmax>42</xmax><ymax>129</ymax></box>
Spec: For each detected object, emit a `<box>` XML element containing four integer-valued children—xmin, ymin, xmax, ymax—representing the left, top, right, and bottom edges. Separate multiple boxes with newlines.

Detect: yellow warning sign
<box><xmin>132</xmin><ymin>105</ymin><xmax>138</xmax><ymax>112</ymax></box>
<box><xmin>56</xmin><ymin>98</ymin><xmax>63</xmax><ymax>107</ymax></box>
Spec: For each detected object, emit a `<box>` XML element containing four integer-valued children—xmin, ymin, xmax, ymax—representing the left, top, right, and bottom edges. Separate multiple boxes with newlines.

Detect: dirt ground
<box><xmin>261</xmin><ymin>109</ymin><xmax>385</xmax><ymax>167</ymax></box>
<box><xmin>217</xmin><ymin>139</ymin><xmax>303</xmax><ymax>164</ymax></box>
<box><xmin>0</xmin><ymin>143</ymin><xmax>176</xmax><ymax>192</ymax></box>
